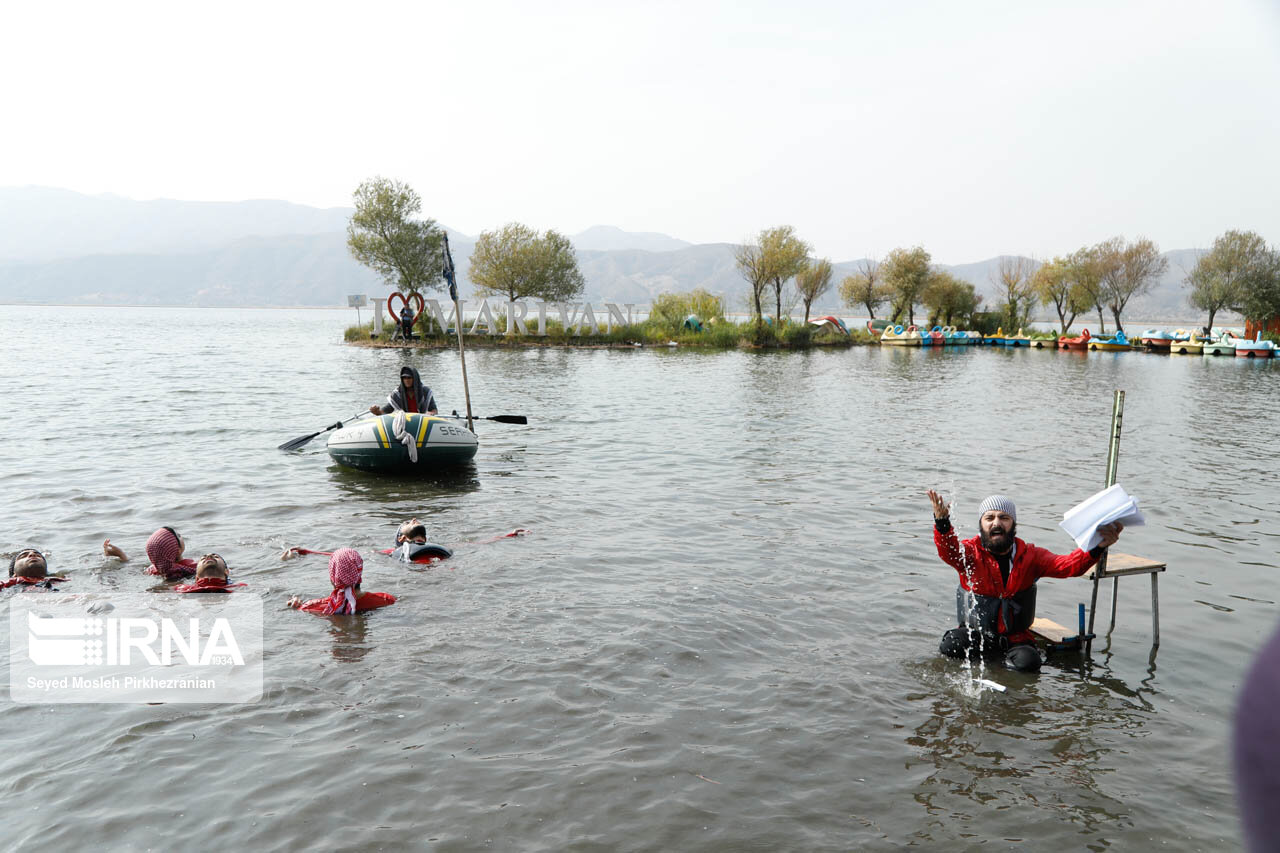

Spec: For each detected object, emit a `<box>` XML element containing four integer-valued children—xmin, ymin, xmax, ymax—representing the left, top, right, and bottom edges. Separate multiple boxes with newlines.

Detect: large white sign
<box><xmin>416</xmin><ymin>300</ymin><xmax>636</xmax><ymax>336</ymax></box>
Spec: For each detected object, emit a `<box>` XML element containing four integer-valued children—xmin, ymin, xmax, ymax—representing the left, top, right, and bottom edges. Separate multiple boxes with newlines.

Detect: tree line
<box><xmin>347</xmin><ymin>177</ymin><xmax>1280</xmax><ymax>337</ymax></box>
<box><xmin>347</xmin><ymin>177</ymin><xmax>586</xmax><ymax>306</ymax></box>
<box><xmin>738</xmin><ymin>227</ymin><xmax>1280</xmax><ymax>335</ymax></box>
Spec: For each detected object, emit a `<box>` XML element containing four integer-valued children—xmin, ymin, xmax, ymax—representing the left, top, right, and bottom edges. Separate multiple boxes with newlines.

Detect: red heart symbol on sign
<box><xmin>387</xmin><ymin>292</ymin><xmax>426</xmax><ymax>325</ymax></box>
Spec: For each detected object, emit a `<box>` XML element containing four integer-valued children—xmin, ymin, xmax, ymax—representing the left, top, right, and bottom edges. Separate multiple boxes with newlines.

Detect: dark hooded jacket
<box><xmin>376</xmin><ymin>366</ymin><xmax>436</xmax><ymax>414</ymax></box>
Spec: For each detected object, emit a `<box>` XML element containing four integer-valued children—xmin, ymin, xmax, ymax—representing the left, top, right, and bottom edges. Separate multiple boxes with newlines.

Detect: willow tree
<box><xmin>346</xmin><ymin>177</ymin><xmax>444</xmax><ymax>295</ymax></box>
<box><xmin>991</xmin><ymin>256</ymin><xmax>1039</xmax><ymax>330</ymax></box>
<box><xmin>1032</xmin><ymin>256</ymin><xmax>1092</xmax><ymax>333</ymax></box>
<box><xmin>759</xmin><ymin>226</ymin><xmax>811</xmax><ymax>324</ymax></box>
<box><xmin>469</xmin><ymin>223</ymin><xmax>585</xmax><ymax>308</ymax></box>
<box><xmin>734</xmin><ymin>241</ymin><xmax>771</xmax><ymax>321</ymax></box>
<box><xmin>1098</xmin><ymin>236</ymin><xmax>1167</xmax><ymax>333</ymax></box>
<box><xmin>922</xmin><ymin>270</ymin><xmax>981</xmax><ymax>327</ymax></box>
<box><xmin>1187</xmin><ymin>229</ymin><xmax>1275</xmax><ymax>332</ymax></box>
<box><xmin>882</xmin><ymin>246</ymin><xmax>932</xmax><ymax>325</ymax></box>
<box><xmin>795</xmin><ymin>258</ymin><xmax>834</xmax><ymax>323</ymax></box>
<box><xmin>1070</xmin><ymin>245</ymin><xmax>1109</xmax><ymax>334</ymax></box>
<box><xmin>839</xmin><ymin>258</ymin><xmax>890</xmax><ymax>319</ymax></box>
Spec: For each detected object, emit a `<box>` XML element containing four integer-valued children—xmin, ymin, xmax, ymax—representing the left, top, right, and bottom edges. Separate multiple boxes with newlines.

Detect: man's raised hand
<box><xmin>927</xmin><ymin>489</ymin><xmax>950</xmax><ymax>520</ymax></box>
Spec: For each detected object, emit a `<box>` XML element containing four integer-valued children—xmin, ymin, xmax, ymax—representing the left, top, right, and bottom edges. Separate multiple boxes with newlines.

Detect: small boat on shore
<box><xmin>880</xmin><ymin>324</ymin><xmax>923</xmax><ymax>346</ymax></box>
<box><xmin>327</xmin><ymin>413</ymin><xmax>478</xmax><ymax>473</ymax></box>
<box><xmin>1203</xmin><ymin>333</ymin><xmax>1238</xmax><ymax>357</ymax></box>
<box><xmin>1088</xmin><ymin>330</ymin><xmax>1134</xmax><ymax>352</ymax></box>
<box><xmin>1235</xmin><ymin>333</ymin><xmax>1277</xmax><ymax>359</ymax></box>
<box><xmin>1140</xmin><ymin>329</ymin><xmax>1173</xmax><ymax>352</ymax></box>
<box><xmin>1004</xmin><ymin>329</ymin><xmax>1032</xmax><ymax>348</ymax></box>
<box><xmin>1171</xmin><ymin>334</ymin><xmax>1208</xmax><ymax>355</ymax></box>
<box><xmin>1058</xmin><ymin>329</ymin><xmax>1091</xmax><ymax>351</ymax></box>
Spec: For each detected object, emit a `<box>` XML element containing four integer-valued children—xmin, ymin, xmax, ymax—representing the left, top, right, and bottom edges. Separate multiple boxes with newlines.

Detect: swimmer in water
<box><xmin>174</xmin><ymin>553</ymin><xmax>246</xmax><ymax>594</ymax></box>
<box><xmin>4</xmin><ymin>548</ymin><xmax>68</xmax><ymax>589</ymax></box>
<box><xmin>286</xmin><ymin>548</ymin><xmax>395</xmax><ymax>614</ymax></box>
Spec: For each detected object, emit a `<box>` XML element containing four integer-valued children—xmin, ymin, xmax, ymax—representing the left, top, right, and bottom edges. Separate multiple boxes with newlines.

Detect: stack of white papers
<box><xmin>1059</xmin><ymin>483</ymin><xmax>1146</xmax><ymax>551</ymax></box>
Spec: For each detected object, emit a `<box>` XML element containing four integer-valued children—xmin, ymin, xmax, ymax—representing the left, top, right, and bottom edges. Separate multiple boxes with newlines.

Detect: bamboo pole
<box><xmin>443</xmin><ymin>234</ymin><xmax>474</xmax><ymax>433</ymax></box>
<box><xmin>1086</xmin><ymin>389</ymin><xmax>1124</xmax><ymax>656</ymax></box>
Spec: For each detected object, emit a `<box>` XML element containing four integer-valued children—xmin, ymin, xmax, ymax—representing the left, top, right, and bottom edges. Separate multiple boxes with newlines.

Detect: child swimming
<box><xmin>286</xmin><ymin>549</ymin><xmax>395</xmax><ymax>614</ymax></box>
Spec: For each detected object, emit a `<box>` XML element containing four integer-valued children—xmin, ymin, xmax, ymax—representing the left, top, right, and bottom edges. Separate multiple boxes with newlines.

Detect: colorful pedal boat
<box><xmin>1235</xmin><ymin>333</ymin><xmax>1277</xmax><ymax>358</ymax></box>
<box><xmin>1202</xmin><ymin>333</ymin><xmax>1238</xmax><ymax>356</ymax></box>
<box><xmin>880</xmin><ymin>324</ymin><xmax>923</xmax><ymax>346</ymax></box>
<box><xmin>1058</xmin><ymin>329</ymin><xmax>1091</xmax><ymax>350</ymax></box>
<box><xmin>1003</xmin><ymin>328</ymin><xmax>1032</xmax><ymax>347</ymax></box>
<box><xmin>1088</xmin><ymin>330</ymin><xmax>1134</xmax><ymax>352</ymax></box>
<box><xmin>1170</xmin><ymin>335</ymin><xmax>1207</xmax><ymax>355</ymax></box>
<box><xmin>1140</xmin><ymin>329</ymin><xmax>1173</xmax><ymax>351</ymax></box>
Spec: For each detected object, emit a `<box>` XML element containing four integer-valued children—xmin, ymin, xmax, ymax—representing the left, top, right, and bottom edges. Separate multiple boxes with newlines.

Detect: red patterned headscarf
<box><xmin>145</xmin><ymin>528</ymin><xmax>195</xmax><ymax>579</ymax></box>
<box><xmin>323</xmin><ymin>548</ymin><xmax>364</xmax><ymax>614</ymax></box>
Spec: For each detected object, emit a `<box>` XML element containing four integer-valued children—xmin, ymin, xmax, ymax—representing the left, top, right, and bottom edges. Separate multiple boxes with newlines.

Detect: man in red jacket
<box><xmin>927</xmin><ymin>489</ymin><xmax>1123</xmax><ymax>672</ymax></box>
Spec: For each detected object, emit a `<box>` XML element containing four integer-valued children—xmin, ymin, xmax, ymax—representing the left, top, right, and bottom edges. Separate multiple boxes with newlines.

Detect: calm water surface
<box><xmin>1</xmin><ymin>306</ymin><xmax>1276</xmax><ymax>851</ymax></box>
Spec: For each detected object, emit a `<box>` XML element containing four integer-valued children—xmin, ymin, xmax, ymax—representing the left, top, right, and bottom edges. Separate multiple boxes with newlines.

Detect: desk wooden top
<box><xmin>1085</xmin><ymin>551</ymin><xmax>1166</xmax><ymax>579</ymax></box>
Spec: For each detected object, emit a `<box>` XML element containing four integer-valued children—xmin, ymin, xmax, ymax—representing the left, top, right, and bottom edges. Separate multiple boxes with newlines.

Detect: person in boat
<box><xmin>927</xmin><ymin>490</ymin><xmax>1123</xmax><ymax>672</ymax></box>
<box><xmin>174</xmin><ymin>553</ymin><xmax>246</xmax><ymax>594</ymax></box>
<box><xmin>287</xmin><ymin>548</ymin><xmax>395</xmax><ymax>614</ymax></box>
<box><xmin>370</xmin><ymin>366</ymin><xmax>436</xmax><ymax>417</ymax></box>
<box><xmin>4</xmin><ymin>548</ymin><xmax>68</xmax><ymax>590</ymax></box>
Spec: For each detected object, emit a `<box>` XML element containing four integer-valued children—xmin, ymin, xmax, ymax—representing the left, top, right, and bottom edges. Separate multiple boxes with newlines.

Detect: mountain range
<box><xmin>0</xmin><ymin>187</ymin><xmax>1217</xmax><ymax>321</ymax></box>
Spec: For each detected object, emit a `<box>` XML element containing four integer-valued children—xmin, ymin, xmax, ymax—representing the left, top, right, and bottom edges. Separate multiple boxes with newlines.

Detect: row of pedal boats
<box><xmin>873</xmin><ymin>322</ymin><xmax>1277</xmax><ymax>358</ymax></box>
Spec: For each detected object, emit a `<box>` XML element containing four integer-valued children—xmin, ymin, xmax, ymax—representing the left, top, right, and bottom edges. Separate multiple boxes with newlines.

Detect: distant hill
<box><xmin>571</xmin><ymin>225</ymin><xmax>691</xmax><ymax>253</ymax></box>
<box><xmin>0</xmin><ymin>187</ymin><xmax>1227</xmax><ymax>322</ymax></box>
<box><xmin>0</xmin><ymin>186</ymin><xmax>352</xmax><ymax>262</ymax></box>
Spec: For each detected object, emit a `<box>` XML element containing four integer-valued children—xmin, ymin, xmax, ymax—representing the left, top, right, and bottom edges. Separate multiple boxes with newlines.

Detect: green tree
<box><xmin>1187</xmin><ymin>229</ymin><xmax>1276</xmax><ymax>332</ymax></box>
<box><xmin>734</xmin><ymin>241</ymin><xmax>771</xmax><ymax>321</ymax></box>
<box><xmin>795</xmin><ymin>257</ymin><xmax>834</xmax><ymax>323</ymax></box>
<box><xmin>346</xmin><ymin>177</ymin><xmax>444</xmax><ymax>295</ymax></box>
<box><xmin>922</xmin><ymin>270</ymin><xmax>981</xmax><ymax>327</ymax></box>
<box><xmin>650</xmin><ymin>288</ymin><xmax>725</xmax><ymax>331</ymax></box>
<box><xmin>1098</xmin><ymin>236</ymin><xmax>1167</xmax><ymax>333</ymax></box>
<box><xmin>1032</xmin><ymin>256</ymin><xmax>1093</xmax><ymax>334</ymax></box>
<box><xmin>1238</xmin><ymin>248</ymin><xmax>1280</xmax><ymax>327</ymax></box>
<box><xmin>991</xmin><ymin>256</ymin><xmax>1039</xmax><ymax>331</ymax></box>
<box><xmin>469</xmin><ymin>223</ymin><xmax>586</xmax><ymax>309</ymax></box>
<box><xmin>882</xmin><ymin>246</ymin><xmax>932</xmax><ymax>325</ymax></box>
<box><xmin>1070</xmin><ymin>245</ymin><xmax>1109</xmax><ymax>333</ymax></box>
<box><xmin>838</xmin><ymin>259</ymin><xmax>890</xmax><ymax>319</ymax></box>
<box><xmin>759</xmin><ymin>225</ymin><xmax>811</xmax><ymax>324</ymax></box>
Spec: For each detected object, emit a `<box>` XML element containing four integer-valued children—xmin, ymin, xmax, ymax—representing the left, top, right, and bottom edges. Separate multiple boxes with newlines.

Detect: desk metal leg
<box><xmin>1151</xmin><ymin>573</ymin><xmax>1160</xmax><ymax>647</ymax></box>
<box><xmin>1109</xmin><ymin>577</ymin><xmax>1119</xmax><ymax>630</ymax></box>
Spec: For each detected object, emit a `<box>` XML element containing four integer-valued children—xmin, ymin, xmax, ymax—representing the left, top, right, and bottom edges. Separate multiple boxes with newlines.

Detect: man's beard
<box><xmin>980</xmin><ymin>521</ymin><xmax>1017</xmax><ymax>554</ymax></box>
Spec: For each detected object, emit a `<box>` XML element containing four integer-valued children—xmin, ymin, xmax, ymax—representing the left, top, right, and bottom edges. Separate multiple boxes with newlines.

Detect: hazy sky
<box><xmin>4</xmin><ymin>0</ymin><xmax>1278</xmax><ymax>262</ymax></box>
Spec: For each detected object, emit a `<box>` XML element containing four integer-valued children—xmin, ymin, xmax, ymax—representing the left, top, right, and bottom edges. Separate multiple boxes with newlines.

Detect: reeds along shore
<box><xmin>345</xmin><ymin>315</ymin><xmax>1279</xmax><ymax>354</ymax></box>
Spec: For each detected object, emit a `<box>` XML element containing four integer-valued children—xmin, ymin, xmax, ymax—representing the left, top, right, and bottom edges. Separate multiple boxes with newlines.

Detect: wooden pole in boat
<box><xmin>443</xmin><ymin>233</ymin><xmax>475</xmax><ymax>433</ymax></box>
<box><xmin>1085</xmin><ymin>389</ymin><xmax>1124</xmax><ymax>656</ymax></box>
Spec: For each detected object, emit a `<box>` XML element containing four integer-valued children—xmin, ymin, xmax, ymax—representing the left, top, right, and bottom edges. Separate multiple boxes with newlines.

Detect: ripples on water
<box><xmin>0</xmin><ymin>307</ymin><xmax>1273</xmax><ymax>849</ymax></box>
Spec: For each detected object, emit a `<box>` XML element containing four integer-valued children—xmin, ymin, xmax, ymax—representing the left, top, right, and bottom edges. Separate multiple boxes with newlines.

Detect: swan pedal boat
<box><xmin>1235</xmin><ymin>334</ymin><xmax>1277</xmax><ymax>358</ymax></box>
<box><xmin>1058</xmin><ymin>329</ymin><xmax>1091</xmax><ymax>351</ymax></box>
<box><xmin>327</xmin><ymin>413</ymin><xmax>478</xmax><ymax>473</ymax></box>
<box><xmin>1088</xmin><ymin>331</ymin><xmax>1134</xmax><ymax>352</ymax></box>
<box><xmin>880</xmin><ymin>324</ymin><xmax>923</xmax><ymax>346</ymax></box>
<box><xmin>1202</xmin><ymin>334</ymin><xmax>1238</xmax><ymax>356</ymax></box>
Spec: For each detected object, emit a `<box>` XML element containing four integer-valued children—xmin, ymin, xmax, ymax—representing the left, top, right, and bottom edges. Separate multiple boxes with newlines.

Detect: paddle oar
<box><xmin>449</xmin><ymin>410</ymin><xmax>527</xmax><ymax>425</ymax></box>
<box><xmin>277</xmin><ymin>412</ymin><xmax>366</xmax><ymax>451</ymax></box>
<box><xmin>443</xmin><ymin>234</ymin><xmax>475</xmax><ymax>432</ymax></box>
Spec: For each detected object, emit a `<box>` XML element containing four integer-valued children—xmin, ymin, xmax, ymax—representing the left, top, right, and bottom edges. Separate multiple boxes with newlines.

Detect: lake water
<box><xmin>1</xmin><ymin>305</ymin><xmax>1275</xmax><ymax>850</ymax></box>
